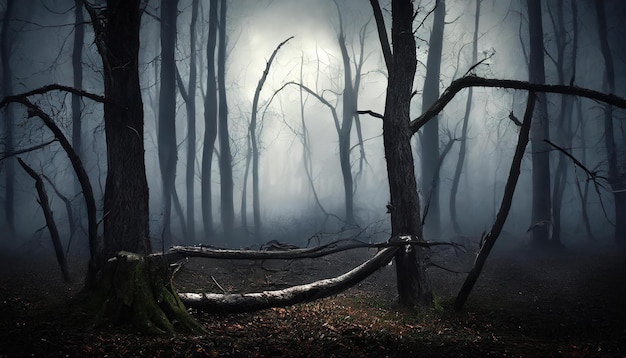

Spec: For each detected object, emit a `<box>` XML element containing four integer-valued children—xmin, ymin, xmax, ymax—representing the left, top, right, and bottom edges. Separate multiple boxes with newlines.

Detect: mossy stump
<box><xmin>89</xmin><ymin>251</ymin><xmax>206</xmax><ymax>335</ymax></box>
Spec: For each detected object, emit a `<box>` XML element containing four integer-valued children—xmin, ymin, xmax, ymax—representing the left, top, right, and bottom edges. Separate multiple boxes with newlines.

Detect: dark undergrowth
<box><xmin>1</xmin><ymin>242</ymin><xmax>625</xmax><ymax>357</ymax></box>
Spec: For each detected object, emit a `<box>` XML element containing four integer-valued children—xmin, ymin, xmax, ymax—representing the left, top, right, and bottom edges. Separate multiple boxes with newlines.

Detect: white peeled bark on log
<box><xmin>178</xmin><ymin>246</ymin><xmax>399</xmax><ymax>313</ymax></box>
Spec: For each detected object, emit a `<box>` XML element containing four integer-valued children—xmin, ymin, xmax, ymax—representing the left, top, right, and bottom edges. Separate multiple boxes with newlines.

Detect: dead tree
<box><xmin>18</xmin><ymin>158</ymin><xmax>71</xmax><ymax>283</ymax></box>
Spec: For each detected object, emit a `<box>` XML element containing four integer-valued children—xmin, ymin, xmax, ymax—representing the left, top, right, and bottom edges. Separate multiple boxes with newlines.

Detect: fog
<box><xmin>1</xmin><ymin>0</ymin><xmax>625</xmax><ymax>256</ymax></box>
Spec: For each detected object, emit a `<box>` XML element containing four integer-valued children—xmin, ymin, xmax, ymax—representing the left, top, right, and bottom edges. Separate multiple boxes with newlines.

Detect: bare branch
<box><xmin>410</xmin><ymin>75</ymin><xmax>626</xmax><ymax>135</ymax></box>
<box><xmin>0</xmin><ymin>139</ymin><xmax>57</xmax><ymax>161</ymax></box>
<box><xmin>0</xmin><ymin>84</ymin><xmax>106</xmax><ymax>108</ymax></box>
<box><xmin>356</xmin><ymin>109</ymin><xmax>384</xmax><ymax>119</ymax></box>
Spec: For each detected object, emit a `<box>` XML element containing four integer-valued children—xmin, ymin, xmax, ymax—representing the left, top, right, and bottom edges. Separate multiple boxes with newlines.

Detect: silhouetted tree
<box><xmin>450</xmin><ymin>0</ymin><xmax>481</xmax><ymax>235</ymax></box>
<box><xmin>183</xmin><ymin>0</ymin><xmax>199</xmax><ymax>244</ymax></box>
<box><xmin>202</xmin><ymin>0</ymin><xmax>218</xmax><ymax>238</ymax></box>
<box><xmin>527</xmin><ymin>0</ymin><xmax>552</xmax><ymax>246</ymax></box>
<box><xmin>371</xmin><ymin>0</ymin><xmax>433</xmax><ymax>306</ymax></box>
<box><xmin>595</xmin><ymin>1</ymin><xmax>625</xmax><ymax>243</ymax></box>
<box><xmin>1</xmin><ymin>0</ymin><xmax>15</xmax><ymax>234</ymax></box>
<box><xmin>217</xmin><ymin>0</ymin><xmax>234</xmax><ymax>237</ymax></box>
<box><xmin>158</xmin><ymin>0</ymin><xmax>180</xmax><ymax>248</ymax></box>
<box><xmin>420</xmin><ymin>0</ymin><xmax>445</xmax><ymax>238</ymax></box>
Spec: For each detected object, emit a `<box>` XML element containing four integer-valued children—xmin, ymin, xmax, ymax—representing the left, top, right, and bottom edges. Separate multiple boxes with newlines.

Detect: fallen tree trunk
<box><xmin>178</xmin><ymin>246</ymin><xmax>399</xmax><ymax>313</ymax></box>
<box><xmin>166</xmin><ymin>237</ymin><xmax>449</xmax><ymax>262</ymax></box>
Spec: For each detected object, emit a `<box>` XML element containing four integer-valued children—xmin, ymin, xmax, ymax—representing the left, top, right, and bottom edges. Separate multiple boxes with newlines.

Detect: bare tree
<box><xmin>527</xmin><ymin>0</ymin><xmax>552</xmax><ymax>246</ymax></box>
<box><xmin>202</xmin><ymin>0</ymin><xmax>218</xmax><ymax>238</ymax></box>
<box><xmin>246</xmin><ymin>36</ymin><xmax>294</xmax><ymax>237</ymax></box>
<box><xmin>420</xmin><ymin>0</ymin><xmax>445</xmax><ymax>238</ymax></box>
<box><xmin>158</xmin><ymin>0</ymin><xmax>180</xmax><ymax>248</ymax></box>
<box><xmin>595</xmin><ymin>1</ymin><xmax>625</xmax><ymax>243</ymax></box>
<box><xmin>1</xmin><ymin>0</ymin><xmax>15</xmax><ymax>234</ymax></box>
<box><xmin>176</xmin><ymin>0</ymin><xmax>200</xmax><ymax>244</ymax></box>
<box><xmin>370</xmin><ymin>0</ymin><xmax>433</xmax><ymax>306</ymax></box>
<box><xmin>450</xmin><ymin>0</ymin><xmax>481</xmax><ymax>234</ymax></box>
<box><xmin>217</xmin><ymin>0</ymin><xmax>234</xmax><ymax>237</ymax></box>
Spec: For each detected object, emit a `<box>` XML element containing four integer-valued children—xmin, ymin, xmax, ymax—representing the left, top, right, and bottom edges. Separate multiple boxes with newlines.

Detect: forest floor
<box><xmin>0</xmin><ymin>238</ymin><xmax>625</xmax><ymax>357</ymax></box>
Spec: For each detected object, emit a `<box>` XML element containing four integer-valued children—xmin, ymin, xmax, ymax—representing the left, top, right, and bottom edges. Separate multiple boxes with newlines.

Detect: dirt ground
<box><xmin>0</xmin><ymin>240</ymin><xmax>625</xmax><ymax>357</ymax></box>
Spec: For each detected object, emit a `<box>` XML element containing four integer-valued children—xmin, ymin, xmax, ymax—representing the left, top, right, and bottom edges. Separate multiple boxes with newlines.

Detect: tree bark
<box><xmin>202</xmin><ymin>0</ymin><xmax>219</xmax><ymax>238</ymax></box>
<box><xmin>90</xmin><ymin>252</ymin><xmax>205</xmax><ymax>334</ymax></box>
<box><xmin>158</xmin><ymin>0</ymin><xmax>180</xmax><ymax>249</ymax></box>
<box><xmin>86</xmin><ymin>0</ymin><xmax>151</xmax><ymax>266</ymax></box>
<box><xmin>179</xmin><ymin>0</ymin><xmax>199</xmax><ymax>245</ymax></box>
<box><xmin>372</xmin><ymin>0</ymin><xmax>433</xmax><ymax>307</ymax></box>
<box><xmin>420</xmin><ymin>0</ymin><xmax>445</xmax><ymax>238</ymax></box>
<box><xmin>248</xmin><ymin>37</ymin><xmax>294</xmax><ymax>237</ymax></box>
<box><xmin>217</xmin><ymin>0</ymin><xmax>234</xmax><ymax>237</ymax></box>
<box><xmin>18</xmin><ymin>158</ymin><xmax>71</xmax><ymax>283</ymax></box>
<box><xmin>335</xmin><ymin>1</ymin><xmax>356</xmax><ymax>227</ymax></box>
<box><xmin>595</xmin><ymin>1</ymin><xmax>625</xmax><ymax>243</ymax></box>
<box><xmin>455</xmin><ymin>93</ymin><xmax>536</xmax><ymax>310</ymax></box>
<box><xmin>179</xmin><ymin>246</ymin><xmax>398</xmax><ymax>313</ymax></box>
<box><xmin>527</xmin><ymin>0</ymin><xmax>552</xmax><ymax>246</ymax></box>
<box><xmin>1</xmin><ymin>0</ymin><xmax>15</xmax><ymax>234</ymax></box>
<box><xmin>450</xmin><ymin>0</ymin><xmax>481</xmax><ymax>235</ymax></box>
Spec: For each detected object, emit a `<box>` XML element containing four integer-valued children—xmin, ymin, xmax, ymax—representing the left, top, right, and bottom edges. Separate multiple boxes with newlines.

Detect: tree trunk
<box><xmin>202</xmin><ymin>0</ymin><xmax>219</xmax><ymax>238</ymax></box>
<box><xmin>420</xmin><ymin>0</ymin><xmax>445</xmax><ymax>238</ymax></box>
<box><xmin>373</xmin><ymin>0</ymin><xmax>433</xmax><ymax>307</ymax></box>
<box><xmin>595</xmin><ymin>1</ymin><xmax>626</xmax><ymax>243</ymax></box>
<box><xmin>248</xmin><ymin>37</ymin><xmax>294</xmax><ymax>237</ymax></box>
<box><xmin>72</xmin><ymin>0</ymin><xmax>84</xmax><ymax>162</ymax></box>
<box><xmin>18</xmin><ymin>158</ymin><xmax>71</xmax><ymax>283</ymax></box>
<box><xmin>87</xmin><ymin>0</ymin><xmax>151</xmax><ymax>266</ymax></box>
<box><xmin>184</xmin><ymin>0</ymin><xmax>199</xmax><ymax>244</ymax></box>
<box><xmin>455</xmin><ymin>93</ymin><xmax>535</xmax><ymax>310</ymax></box>
<box><xmin>527</xmin><ymin>0</ymin><xmax>552</xmax><ymax>246</ymax></box>
<box><xmin>90</xmin><ymin>251</ymin><xmax>205</xmax><ymax>334</ymax></box>
<box><xmin>81</xmin><ymin>1</ymin><xmax>206</xmax><ymax>334</ymax></box>
<box><xmin>335</xmin><ymin>1</ymin><xmax>356</xmax><ymax>227</ymax></box>
<box><xmin>450</xmin><ymin>0</ymin><xmax>481</xmax><ymax>235</ymax></box>
<box><xmin>217</xmin><ymin>0</ymin><xmax>234</xmax><ymax>237</ymax></box>
<box><xmin>548</xmin><ymin>0</ymin><xmax>576</xmax><ymax>246</ymax></box>
<box><xmin>158</xmin><ymin>0</ymin><xmax>180</xmax><ymax>249</ymax></box>
<box><xmin>1</xmin><ymin>0</ymin><xmax>15</xmax><ymax>234</ymax></box>
<box><xmin>179</xmin><ymin>246</ymin><xmax>398</xmax><ymax>313</ymax></box>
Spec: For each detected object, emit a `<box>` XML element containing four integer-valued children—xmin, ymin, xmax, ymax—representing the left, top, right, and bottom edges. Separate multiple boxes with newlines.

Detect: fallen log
<box><xmin>178</xmin><ymin>246</ymin><xmax>399</xmax><ymax>313</ymax></box>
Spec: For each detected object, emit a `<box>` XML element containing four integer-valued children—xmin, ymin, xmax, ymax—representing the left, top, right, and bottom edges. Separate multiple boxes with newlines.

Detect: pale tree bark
<box><xmin>450</xmin><ymin>0</ymin><xmax>481</xmax><ymax>235</ymax></box>
<box><xmin>527</xmin><ymin>0</ymin><xmax>552</xmax><ymax>246</ymax></box>
<box><xmin>420</xmin><ymin>0</ymin><xmax>445</xmax><ymax>238</ymax></box>
<box><xmin>179</xmin><ymin>246</ymin><xmax>398</xmax><ymax>313</ymax></box>
<box><xmin>158</xmin><ymin>0</ymin><xmax>180</xmax><ymax>249</ymax></box>
<box><xmin>1</xmin><ymin>0</ymin><xmax>15</xmax><ymax>234</ymax></box>
<box><xmin>595</xmin><ymin>1</ymin><xmax>625</xmax><ymax>243</ymax></box>
<box><xmin>217</xmin><ymin>0</ymin><xmax>234</xmax><ymax>237</ymax></box>
<box><xmin>202</xmin><ymin>0</ymin><xmax>218</xmax><ymax>238</ymax></box>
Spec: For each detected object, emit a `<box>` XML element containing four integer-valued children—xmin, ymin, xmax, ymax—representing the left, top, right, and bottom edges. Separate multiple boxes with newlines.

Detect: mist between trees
<box><xmin>0</xmin><ymin>0</ymin><xmax>625</xmax><ymax>292</ymax></box>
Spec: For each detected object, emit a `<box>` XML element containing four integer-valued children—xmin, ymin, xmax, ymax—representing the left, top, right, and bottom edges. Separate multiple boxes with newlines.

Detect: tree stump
<box><xmin>89</xmin><ymin>251</ymin><xmax>205</xmax><ymax>335</ymax></box>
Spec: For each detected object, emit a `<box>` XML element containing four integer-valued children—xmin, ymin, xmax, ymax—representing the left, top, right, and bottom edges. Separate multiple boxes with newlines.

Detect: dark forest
<box><xmin>1</xmin><ymin>0</ymin><xmax>625</xmax><ymax>356</ymax></box>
